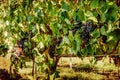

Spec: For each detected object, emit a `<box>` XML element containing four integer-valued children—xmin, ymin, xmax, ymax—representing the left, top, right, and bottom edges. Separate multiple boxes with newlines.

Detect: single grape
<box><xmin>86</xmin><ymin>20</ymin><xmax>93</xmax><ymax>32</ymax></box>
<box><xmin>86</xmin><ymin>20</ymin><xmax>93</xmax><ymax>27</ymax></box>
<box><xmin>81</xmin><ymin>25</ymin><xmax>87</xmax><ymax>32</ymax></box>
<box><xmin>86</xmin><ymin>20</ymin><xmax>97</xmax><ymax>33</ymax></box>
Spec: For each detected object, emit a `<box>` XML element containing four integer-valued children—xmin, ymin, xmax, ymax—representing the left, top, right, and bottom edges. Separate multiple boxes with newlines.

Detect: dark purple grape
<box><xmin>86</xmin><ymin>20</ymin><xmax>93</xmax><ymax>27</ymax></box>
<box><xmin>81</xmin><ymin>25</ymin><xmax>87</xmax><ymax>32</ymax></box>
<box><xmin>86</xmin><ymin>20</ymin><xmax>93</xmax><ymax>32</ymax></box>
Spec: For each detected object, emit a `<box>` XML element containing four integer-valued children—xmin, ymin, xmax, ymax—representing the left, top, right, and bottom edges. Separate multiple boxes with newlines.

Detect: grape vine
<box><xmin>0</xmin><ymin>0</ymin><xmax>120</xmax><ymax>79</ymax></box>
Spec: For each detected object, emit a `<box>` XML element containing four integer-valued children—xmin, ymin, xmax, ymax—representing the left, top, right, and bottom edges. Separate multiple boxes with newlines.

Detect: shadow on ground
<box><xmin>0</xmin><ymin>69</ymin><xmax>22</xmax><ymax>80</ymax></box>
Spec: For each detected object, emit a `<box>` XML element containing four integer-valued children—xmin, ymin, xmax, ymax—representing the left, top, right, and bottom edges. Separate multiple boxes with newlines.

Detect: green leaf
<box><xmin>61</xmin><ymin>11</ymin><xmax>69</xmax><ymax>20</ymax></box>
<box><xmin>90</xmin><ymin>0</ymin><xmax>99</xmax><ymax>9</ymax></box>
<box><xmin>82</xmin><ymin>48</ymin><xmax>88</xmax><ymax>56</ymax></box>
<box><xmin>58</xmin><ymin>23</ymin><xmax>62</xmax><ymax>29</ymax></box>
<box><xmin>89</xmin><ymin>39</ymin><xmax>97</xmax><ymax>44</ymax></box>
<box><xmin>72</xmin><ymin>40</ymin><xmax>77</xmax><ymax>50</ymax></box>
<box><xmin>33</xmin><ymin>34</ymin><xmax>42</xmax><ymax>43</ymax></box>
<box><xmin>63</xmin><ymin>36</ymin><xmax>70</xmax><ymax>44</ymax></box>
<box><xmin>100</xmin><ymin>1</ymin><xmax>107</xmax><ymax>13</ymax></box>
<box><xmin>48</xmin><ymin>1</ymin><xmax>52</xmax><ymax>11</ymax></box>
<box><xmin>28</xmin><ymin>15</ymin><xmax>33</xmax><ymax>21</ymax></box>
<box><xmin>100</xmin><ymin>26</ymin><xmax>106</xmax><ymax>35</ymax></box>
<box><xmin>44</xmin><ymin>35</ymin><xmax>52</xmax><ymax>46</ymax></box>
<box><xmin>73</xmin><ymin>12</ymin><xmax>78</xmax><ymax>21</ymax></box>
<box><xmin>68</xmin><ymin>31</ymin><xmax>74</xmax><ymax>42</ymax></box>
<box><xmin>106</xmin><ymin>6</ymin><xmax>118</xmax><ymax>22</ymax></box>
<box><xmin>61</xmin><ymin>1</ymin><xmax>69</xmax><ymax>11</ymax></box>
<box><xmin>88</xmin><ymin>16</ymin><xmax>98</xmax><ymax>23</ymax></box>
<box><xmin>37</xmin><ymin>10</ymin><xmax>42</xmax><ymax>17</ymax></box>
<box><xmin>27</xmin><ymin>41</ymin><xmax>32</xmax><ymax>49</ymax></box>
<box><xmin>56</xmin><ymin>48</ymin><xmax>63</xmax><ymax>55</ymax></box>
<box><xmin>64</xmin><ymin>18</ymin><xmax>71</xmax><ymax>25</ymax></box>
<box><xmin>86</xmin><ymin>44</ymin><xmax>93</xmax><ymax>55</ymax></box>
<box><xmin>106</xmin><ymin>21</ymin><xmax>113</xmax><ymax>33</ymax></box>
<box><xmin>91</xmin><ymin>29</ymin><xmax>100</xmax><ymax>38</ymax></box>
<box><xmin>75</xmin><ymin>33</ymin><xmax>81</xmax><ymax>51</ymax></box>
<box><xmin>34</xmin><ymin>7</ymin><xmax>39</xmax><ymax>13</ymax></box>
<box><xmin>50</xmin><ymin>23</ymin><xmax>60</xmax><ymax>37</ymax></box>
<box><xmin>101</xmin><ymin>13</ymin><xmax>106</xmax><ymax>23</ymax></box>
<box><xmin>93</xmin><ymin>11</ymin><xmax>99</xmax><ymax>17</ymax></box>
<box><xmin>78</xmin><ymin>9</ymin><xmax>85</xmax><ymax>21</ymax></box>
<box><xmin>63</xmin><ymin>28</ymin><xmax>68</xmax><ymax>35</ymax></box>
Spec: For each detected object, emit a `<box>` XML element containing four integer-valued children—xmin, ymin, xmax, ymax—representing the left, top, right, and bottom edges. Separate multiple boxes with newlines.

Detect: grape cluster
<box><xmin>71</xmin><ymin>20</ymin><xmax>96</xmax><ymax>45</ymax></box>
<box><xmin>81</xmin><ymin>20</ymin><xmax>96</xmax><ymax>44</ymax></box>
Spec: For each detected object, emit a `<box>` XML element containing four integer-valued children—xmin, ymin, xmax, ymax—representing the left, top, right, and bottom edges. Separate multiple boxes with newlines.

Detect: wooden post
<box><xmin>118</xmin><ymin>56</ymin><xmax>120</xmax><ymax>78</ymax></box>
<box><xmin>61</xmin><ymin>57</ymin><xmax>62</xmax><ymax>65</ymax></box>
<box><xmin>69</xmin><ymin>57</ymin><xmax>72</xmax><ymax>69</ymax></box>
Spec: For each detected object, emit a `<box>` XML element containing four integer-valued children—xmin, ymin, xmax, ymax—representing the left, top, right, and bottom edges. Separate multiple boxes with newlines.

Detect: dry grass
<box><xmin>58</xmin><ymin>67</ymin><xmax>103</xmax><ymax>80</ymax></box>
<box><xmin>0</xmin><ymin>54</ymin><xmax>11</xmax><ymax>72</ymax></box>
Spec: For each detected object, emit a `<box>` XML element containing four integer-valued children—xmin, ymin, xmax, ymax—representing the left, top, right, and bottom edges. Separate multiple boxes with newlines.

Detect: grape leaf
<box><xmin>48</xmin><ymin>1</ymin><xmax>52</xmax><ymax>11</ymax></box>
<box><xmin>91</xmin><ymin>29</ymin><xmax>100</xmax><ymax>38</ymax></box>
<box><xmin>101</xmin><ymin>13</ymin><xmax>106</xmax><ymax>23</ymax></box>
<box><xmin>78</xmin><ymin>9</ymin><xmax>85</xmax><ymax>21</ymax></box>
<box><xmin>90</xmin><ymin>0</ymin><xmax>99</xmax><ymax>9</ymax></box>
<box><xmin>100</xmin><ymin>26</ymin><xmax>106</xmax><ymax>35</ymax></box>
<box><xmin>61</xmin><ymin>1</ymin><xmax>69</xmax><ymax>11</ymax></box>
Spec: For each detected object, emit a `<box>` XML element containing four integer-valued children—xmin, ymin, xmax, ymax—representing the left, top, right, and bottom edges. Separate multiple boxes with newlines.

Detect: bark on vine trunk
<box><xmin>49</xmin><ymin>56</ymin><xmax>60</xmax><ymax>74</ymax></box>
<box><xmin>32</xmin><ymin>57</ymin><xmax>35</xmax><ymax>76</ymax></box>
